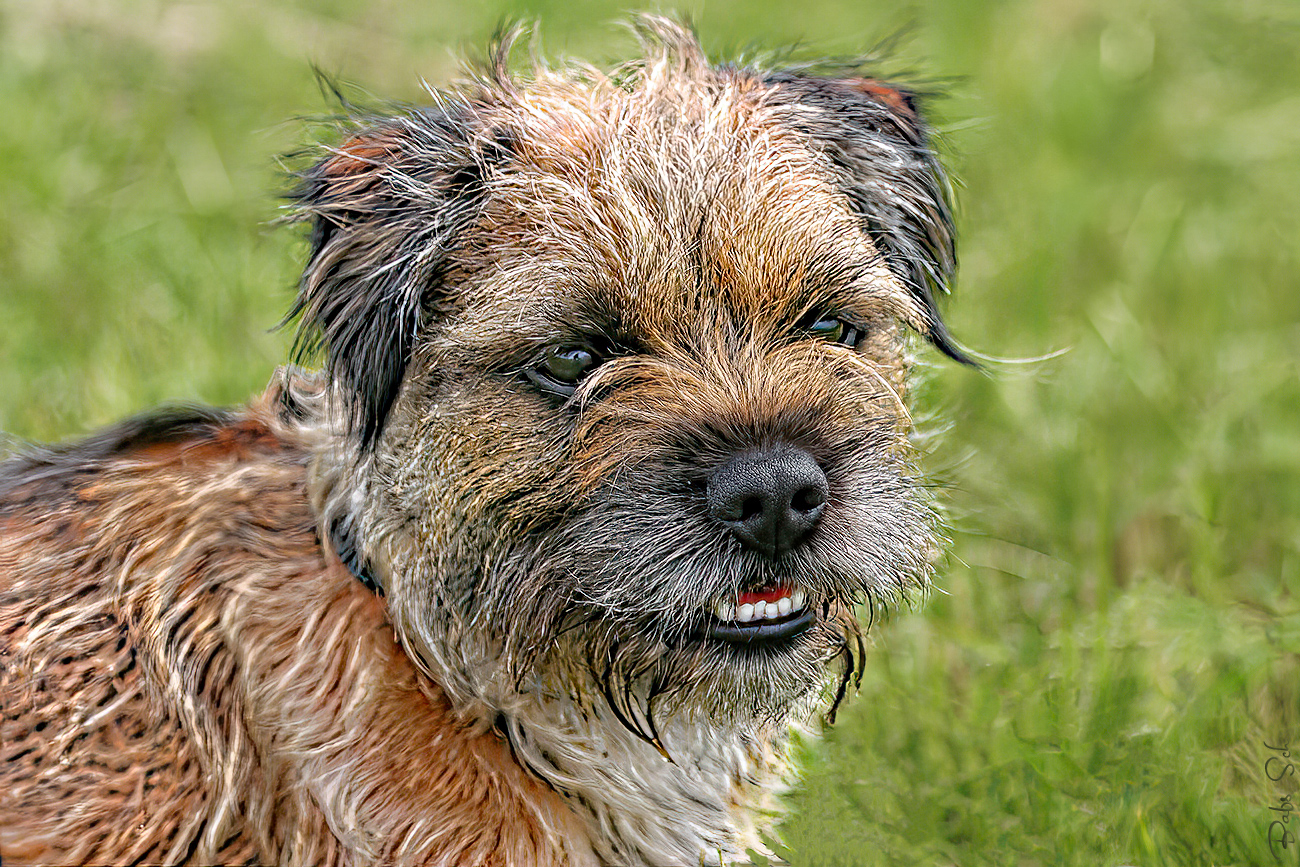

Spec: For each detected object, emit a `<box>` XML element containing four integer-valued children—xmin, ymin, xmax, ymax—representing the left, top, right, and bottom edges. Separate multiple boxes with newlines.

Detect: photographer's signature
<box><xmin>1266</xmin><ymin>741</ymin><xmax>1297</xmax><ymax>859</ymax></box>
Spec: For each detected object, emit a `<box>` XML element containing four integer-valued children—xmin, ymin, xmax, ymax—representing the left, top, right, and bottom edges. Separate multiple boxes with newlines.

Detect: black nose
<box><xmin>706</xmin><ymin>446</ymin><xmax>828</xmax><ymax>558</ymax></box>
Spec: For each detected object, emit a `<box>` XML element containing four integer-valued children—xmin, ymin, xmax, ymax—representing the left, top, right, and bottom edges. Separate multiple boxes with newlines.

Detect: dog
<box><xmin>0</xmin><ymin>18</ymin><xmax>968</xmax><ymax>866</ymax></box>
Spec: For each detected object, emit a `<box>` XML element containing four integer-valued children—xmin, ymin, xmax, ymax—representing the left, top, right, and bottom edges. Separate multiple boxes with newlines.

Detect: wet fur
<box><xmin>1</xmin><ymin>19</ymin><xmax>961</xmax><ymax>866</ymax></box>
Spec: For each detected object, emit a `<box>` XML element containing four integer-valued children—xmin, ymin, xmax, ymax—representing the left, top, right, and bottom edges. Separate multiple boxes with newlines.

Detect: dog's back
<box><xmin>0</xmin><ymin>389</ymin><xmax>590</xmax><ymax>865</ymax></box>
<box><xmin>1</xmin><ymin>400</ymin><xmax>301</xmax><ymax>862</ymax></box>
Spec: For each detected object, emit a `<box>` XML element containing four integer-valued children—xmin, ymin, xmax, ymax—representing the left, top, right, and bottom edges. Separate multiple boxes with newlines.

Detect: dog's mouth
<box><xmin>699</xmin><ymin>583</ymin><xmax>816</xmax><ymax>644</ymax></box>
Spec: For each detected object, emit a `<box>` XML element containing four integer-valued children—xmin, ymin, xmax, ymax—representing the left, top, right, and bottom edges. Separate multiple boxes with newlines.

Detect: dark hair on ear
<box><xmin>285</xmin><ymin>97</ymin><xmax>510</xmax><ymax>447</ymax></box>
<box><xmin>762</xmin><ymin>71</ymin><xmax>973</xmax><ymax>364</ymax></box>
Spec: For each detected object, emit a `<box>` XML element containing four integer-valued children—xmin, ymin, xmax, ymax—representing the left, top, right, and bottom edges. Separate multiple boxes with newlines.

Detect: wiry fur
<box><xmin>1</xmin><ymin>18</ymin><xmax>964</xmax><ymax>866</ymax></box>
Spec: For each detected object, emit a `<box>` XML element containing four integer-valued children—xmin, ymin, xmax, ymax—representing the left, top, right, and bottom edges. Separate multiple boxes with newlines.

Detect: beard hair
<box><xmin>563</xmin><ymin>604</ymin><xmax>868</xmax><ymax>746</ymax></box>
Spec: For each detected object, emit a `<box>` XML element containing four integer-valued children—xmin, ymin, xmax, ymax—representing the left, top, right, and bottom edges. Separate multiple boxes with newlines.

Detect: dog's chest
<box><xmin>499</xmin><ymin>694</ymin><xmax>786</xmax><ymax>866</ymax></box>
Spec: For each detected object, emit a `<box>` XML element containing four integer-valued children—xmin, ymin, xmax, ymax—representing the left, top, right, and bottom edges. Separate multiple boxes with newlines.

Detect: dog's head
<box><xmin>290</xmin><ymin>19</ymin><xmax>963</xmax><ymax>733</ymax></box>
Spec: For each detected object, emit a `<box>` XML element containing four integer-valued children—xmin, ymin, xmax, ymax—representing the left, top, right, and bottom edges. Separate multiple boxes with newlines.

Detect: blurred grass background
<box><xmin>2</xmin><ymin>0</ymin><xmax>1297</xmax><ymax>863</ymax></box>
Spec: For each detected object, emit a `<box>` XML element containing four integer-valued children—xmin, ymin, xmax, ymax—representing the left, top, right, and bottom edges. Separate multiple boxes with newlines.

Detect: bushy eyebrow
<box><xmin>485</xmin><ymin>260</ymin><xmax>906</xmax><ymax>366</ymax></box>
<box><xmin>704</xmin><ymin>244</ymin><xmax>916</xmax><ymax>336</ymax></box>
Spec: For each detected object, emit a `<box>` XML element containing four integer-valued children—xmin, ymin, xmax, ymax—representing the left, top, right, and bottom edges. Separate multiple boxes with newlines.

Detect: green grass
<box><xmin>2</xmin><ymin>0</ymin><xmax>1297</xmax><ymax>863</ymax></box>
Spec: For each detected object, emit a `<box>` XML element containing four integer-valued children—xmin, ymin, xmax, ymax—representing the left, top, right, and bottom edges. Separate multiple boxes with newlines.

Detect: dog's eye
<box><xmin>527</xmin><ymin>345</ymin><xmax>600</xmax><ymax>396</ymax></box>
<box><xmin>804</xmin><ymin>314</ymin><xmax>863</xmax><ymax>348</ymax></box>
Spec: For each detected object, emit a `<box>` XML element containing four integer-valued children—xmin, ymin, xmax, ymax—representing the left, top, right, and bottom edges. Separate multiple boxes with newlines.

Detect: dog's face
<box><xmin>293</xmin><ymin>22</ymin><xmax>962</xmax><ymax>731</ymax></box>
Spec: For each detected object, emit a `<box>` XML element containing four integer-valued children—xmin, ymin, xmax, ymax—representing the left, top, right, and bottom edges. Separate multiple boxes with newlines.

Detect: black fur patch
<box><xmin>762</xmin><ymin>73</ymin><xmax>972</xmax><ymax>364</ymax></box>
<box><xmin>288</xmin><ymin>105</ymin><xmax>511</xmax><ymax>447</ymax></box>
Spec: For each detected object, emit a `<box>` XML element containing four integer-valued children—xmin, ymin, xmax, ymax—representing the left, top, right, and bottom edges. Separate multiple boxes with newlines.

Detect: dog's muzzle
<box><xmin>697</xmin><ymin>444</ymin><xmax>826</xmax><ymax>643</ymax></box>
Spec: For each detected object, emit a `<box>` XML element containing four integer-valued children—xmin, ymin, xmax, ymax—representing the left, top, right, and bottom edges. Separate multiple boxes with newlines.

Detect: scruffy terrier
<box><xmin>0</xmin><ymin>18</ymin><xmax>968</xmax><ymax>866</ymax></box>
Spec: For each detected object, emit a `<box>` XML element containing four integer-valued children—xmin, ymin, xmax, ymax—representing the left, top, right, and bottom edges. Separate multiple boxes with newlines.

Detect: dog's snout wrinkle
<box><xmin>706</xmin><ymin>445</ymin><xmax>828</xmax><ymax>558</ymax></box>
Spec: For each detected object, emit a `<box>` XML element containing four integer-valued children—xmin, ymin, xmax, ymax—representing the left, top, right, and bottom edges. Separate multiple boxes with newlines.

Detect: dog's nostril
<box><xmin>791</xmin><ymin>485</ymin><xmax>826</xmax><ymax>513</ymax></box>
<box><xmin>790</xmin><ymin>488</ymin><xmax>821</xmax><ymax>514</ymax></box>
<box><xmin>706</xmin><ymin>446</ymin><xmax>829</xmax><ymax>558</ymax></box>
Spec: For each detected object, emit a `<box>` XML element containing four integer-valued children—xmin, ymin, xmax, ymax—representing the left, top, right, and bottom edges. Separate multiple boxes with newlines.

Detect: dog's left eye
<box><xmin>526</xmin><ymin>345</ymin><xmax>600</xmax><ymax>396</ymax></box>
<box><xmin>804</xmin><ymin>314</ymin><xmax>863</xmax><ymax>348</ymax></box>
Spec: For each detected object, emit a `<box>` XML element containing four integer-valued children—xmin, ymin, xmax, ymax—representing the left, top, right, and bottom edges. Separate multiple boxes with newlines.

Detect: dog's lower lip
<box><xmin>700</xmin><ymin>606</ymin><xmax>817</xmax><ymax>644</ymax></box>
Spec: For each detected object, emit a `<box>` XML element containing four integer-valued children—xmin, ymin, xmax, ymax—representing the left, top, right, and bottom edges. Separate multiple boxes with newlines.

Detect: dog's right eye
<box><xmin>526</xmin><ymin>345</ymin><xmax>600</xmax><ymax>396</ymax></box>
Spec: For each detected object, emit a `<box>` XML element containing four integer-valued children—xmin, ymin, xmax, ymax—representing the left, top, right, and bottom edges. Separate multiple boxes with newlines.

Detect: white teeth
<box><xmin>706</xmin><ymin>587</ymin><xmax>809</xmax><ymax>624</ymax></box>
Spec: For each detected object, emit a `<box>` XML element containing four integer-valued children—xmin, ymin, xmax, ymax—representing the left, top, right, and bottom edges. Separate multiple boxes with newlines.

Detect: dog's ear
<box><xmin>288</xmin><ymin>108</ymin><xmax>506</xmax><ymax>447</ymax></box>
<box><xmin>764</xmin><ymin>73</ymin><xmax>971</xmax><ymax>363</ymax></box>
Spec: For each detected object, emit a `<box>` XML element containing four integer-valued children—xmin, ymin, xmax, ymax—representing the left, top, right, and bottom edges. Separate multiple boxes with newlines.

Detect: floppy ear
<box><xmin>288</xmin><ymin>107</ymin><xmax>506</xmax><ymax>446</ymax></box>
<box><xmin>764</xmin><ymin>72</ymin><xmax>971</xmax><ymax>364</ymax></box>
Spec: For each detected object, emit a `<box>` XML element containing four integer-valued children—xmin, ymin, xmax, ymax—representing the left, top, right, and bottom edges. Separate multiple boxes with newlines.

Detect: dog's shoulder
<box><xmin>1</xmin><ymin>391</ymin><xmax>312</xmax><ymax>541</ymax></box>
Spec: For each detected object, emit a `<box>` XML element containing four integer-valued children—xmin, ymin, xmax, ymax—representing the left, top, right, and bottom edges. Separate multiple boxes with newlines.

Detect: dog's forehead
<box><xmin>460</xmin><ymin>76</ymin><xmax>920</xmax><ymax>345</ymax></box>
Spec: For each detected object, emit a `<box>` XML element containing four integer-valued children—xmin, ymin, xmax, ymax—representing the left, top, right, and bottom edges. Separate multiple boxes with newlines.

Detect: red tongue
<box><xmin>737</xmin><ymin>585</ymin><xmax>790</xmax><ymax>606</ymax></box>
